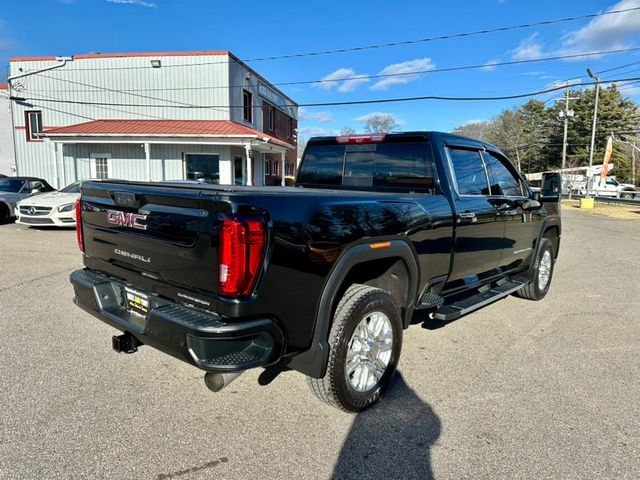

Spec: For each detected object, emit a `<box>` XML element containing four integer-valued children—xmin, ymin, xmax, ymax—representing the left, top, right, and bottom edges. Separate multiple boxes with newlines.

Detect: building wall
<box><xmin>62</xmin><ymin>143</ymin><xmax>233</xmax><ymax>185</ymax></box>
<box><xmin>9</xmin><ymin>52</ymin><xmax>297</xmax><ymax>187</ymax></box>
<box><xmin>0</xmin><ymin>93</ymin><xmax>15</xmax><ymax>175</ymax></box>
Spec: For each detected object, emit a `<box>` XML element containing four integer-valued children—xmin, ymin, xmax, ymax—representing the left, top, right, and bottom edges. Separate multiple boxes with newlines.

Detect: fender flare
<box><xmin>527</xmin><ymin>216</ymin><xmax>561</xmax><ymax>278</ymax></box>
<box><xmin>286</xmin><ymin>239</ymin><xmax>419</xmax><ymax>379</ymax></box>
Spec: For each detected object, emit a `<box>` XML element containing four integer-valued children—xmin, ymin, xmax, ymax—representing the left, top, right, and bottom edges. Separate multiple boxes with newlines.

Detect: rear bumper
<box><xmin>70</xmin><ymin>269</ymin><xmax>284</xmax><ymax>372</ymax></box>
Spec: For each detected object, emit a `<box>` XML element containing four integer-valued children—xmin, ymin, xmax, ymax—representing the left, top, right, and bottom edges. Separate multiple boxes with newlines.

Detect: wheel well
<box><xmin>332</xmin><ymin>257</ymin><xmax>410</xmax><ymax>322</ymax></box>
<box><xmin>543</xmin><ymin>226</ymin><xmax>559</xmax><ymax>258</ymax></box>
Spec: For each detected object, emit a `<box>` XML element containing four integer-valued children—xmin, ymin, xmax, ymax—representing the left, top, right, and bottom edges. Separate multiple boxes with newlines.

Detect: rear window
<box><xmin>298</xmin><ymin>141</ymin><xmax>438</xmax><ymax>193</ymax></box>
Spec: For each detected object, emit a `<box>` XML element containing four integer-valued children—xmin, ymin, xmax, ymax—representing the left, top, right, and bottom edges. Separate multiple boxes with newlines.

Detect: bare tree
<box><xmin>340</xmin><ymin>127</ymin><xmax>357</xmax><ymax>135</ymax></box>
<box><xmin>362</xmin><ymin>114</ymin><xmax>399</xmax><ymax>133</ymax></box>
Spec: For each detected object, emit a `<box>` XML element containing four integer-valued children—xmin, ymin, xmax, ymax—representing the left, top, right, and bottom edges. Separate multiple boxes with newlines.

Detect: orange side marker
<box><xmin>369</xmin><ymin>241</ymin><xmax>392</xmax><ymax>250</ymax></box>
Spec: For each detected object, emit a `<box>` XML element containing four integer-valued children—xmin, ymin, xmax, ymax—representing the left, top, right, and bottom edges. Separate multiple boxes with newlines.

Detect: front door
<box><xmin>184</xmin><ymin>153</ymin><xmax>219</xmax><ymax>184</ymax></box>
<box><xmin>447</xmin><ymin>147</ymin><xmax>504</xmax><ymax>283</ymax></box>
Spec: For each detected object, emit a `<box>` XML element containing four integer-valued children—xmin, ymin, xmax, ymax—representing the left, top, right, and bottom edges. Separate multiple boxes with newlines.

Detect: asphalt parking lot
<box><xmin>1</xmin><ymin>209</ymin><xmax>639</xmax><ymax>480</ymax></box>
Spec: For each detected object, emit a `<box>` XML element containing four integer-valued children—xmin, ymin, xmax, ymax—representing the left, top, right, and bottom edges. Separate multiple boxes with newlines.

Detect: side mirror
<box><xmin>541</xmin><ymin>172</ymin><xmax>561</xmax><ymax>201</ymax></box>
<box><xmin>521</xmin><ymin>199</ymin><xmax>542</xmax><ymax>211</ymax></box>
<box><xmin>531</xmin><ymin>191</ymin><xmax>541</xmax><ymax>201</ymax></box>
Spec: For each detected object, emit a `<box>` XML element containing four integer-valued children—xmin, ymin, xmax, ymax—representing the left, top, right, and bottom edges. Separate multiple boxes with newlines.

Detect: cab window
<box><xmin>448</xmin><ymin>148</ymin><xmax>489</xmax><ymax>196</ymax></box>
<box><xmin>482</xmin><ymin>151</ymin><xmax>524</xmax><ymax>197</ymax></box>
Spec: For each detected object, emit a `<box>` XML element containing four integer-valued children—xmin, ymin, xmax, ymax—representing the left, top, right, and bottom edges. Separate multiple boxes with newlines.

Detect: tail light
<box><xmin>219</xmin><ymin>217</ymin><xmax>266</xmax><ymax>298</ymax></box>
<box><xmin>75</xmin><ymin>198</ymin><xmax>84</xmax><ymax>252</ymax></box>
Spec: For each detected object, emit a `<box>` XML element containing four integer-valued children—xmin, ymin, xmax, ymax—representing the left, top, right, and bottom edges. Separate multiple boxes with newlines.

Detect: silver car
<box><xmin>0</xmin><ymin>177</ymin><xmax>56</xmax><ymax>224</ymax></box>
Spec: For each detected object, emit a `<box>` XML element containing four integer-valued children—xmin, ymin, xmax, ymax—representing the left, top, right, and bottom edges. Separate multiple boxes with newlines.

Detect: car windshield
<box><xmin>0</xmin><ymin>179</ymin><xmax>26</xmax><ymax>193</ymax></box>
<box><xmin>60</xmin><ymin>181</ymin><xmax>81</xmax><ymax>193</ymax></box>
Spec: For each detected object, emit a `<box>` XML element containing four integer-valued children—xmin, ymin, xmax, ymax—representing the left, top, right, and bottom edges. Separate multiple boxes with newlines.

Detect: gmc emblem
<box><xmin>106</xmin><ymin>210</ymin><xmax>148</xmax><ymax>231</ymax></box>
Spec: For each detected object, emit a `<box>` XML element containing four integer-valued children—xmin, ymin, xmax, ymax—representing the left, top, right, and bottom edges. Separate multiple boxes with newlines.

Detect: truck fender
<box><xmin>527</xmin><ymin>217</ymin><xmax>561</xmax><ymax>278</ymax></box>
<box><xmin>286</xmin><ymin>239</ymin><xmax>419</xmax><ymax>379</ymax></box>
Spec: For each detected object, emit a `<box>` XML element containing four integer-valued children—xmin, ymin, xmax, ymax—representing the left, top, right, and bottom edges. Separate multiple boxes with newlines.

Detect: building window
<box><xmin>287</xmin><ymin>118</ymin><xmax>293</xmax><ymax>139</ymax></box>
<box><xmin>25</xmin><ymin>111</ymin><xmax>43</xmax><ymax>142</ymax></box>
<box><xmin>243</xmin><ymin>90</ymin><xmax>252</xmax><ymax>123</ymax></box>
<box><xmin>91</xmin><ymin>158</ymin><xmax>110</xmax><ymax>179</ymax></box>
<box><xmin>269</xmin><ymin>106</ymin><xmax>275</xmax><ymax>131</ymax></box>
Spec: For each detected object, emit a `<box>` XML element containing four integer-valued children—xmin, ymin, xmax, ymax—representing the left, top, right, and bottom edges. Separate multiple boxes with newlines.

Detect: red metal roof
<box><xmin>0</xmin><ymin>83</ymin><xmax>7</xmax><ymax>90</ymax></box>
<box><xmin>43</xmin><ymin>120</ymin><xmax>293</xmax><ymax>148</ymax></box>
<box><xmin>10</xmin><ymin>50</ymin><xmax>230</xmax><ymax>62</ymax></box>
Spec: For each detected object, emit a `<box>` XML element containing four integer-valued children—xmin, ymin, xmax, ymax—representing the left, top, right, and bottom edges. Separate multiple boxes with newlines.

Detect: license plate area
<box><xmin>124</xmin><ymin>287</ymin><xmax>150</xmax><ymax>319</ymax></box>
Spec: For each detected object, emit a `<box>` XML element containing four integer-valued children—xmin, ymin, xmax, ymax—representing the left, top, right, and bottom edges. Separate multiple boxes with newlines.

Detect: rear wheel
<box><xmin>307</xmin><ymin>284</ymin><xmax>403</xmax><ymax>413</ymax></box>
<box><xmin>0</xmin><ymin>204</ymin><xmax>9</xmax><ymax>225</ymax></box>
<box><xmin>621</xmin><ymin>192</ymin><xmax>634</xmax><ymax>200</ymax></box>
<box><xmin>514</xmin><ymin>238</ymin><xmax>554</xmax><ymax>301</ymax></box>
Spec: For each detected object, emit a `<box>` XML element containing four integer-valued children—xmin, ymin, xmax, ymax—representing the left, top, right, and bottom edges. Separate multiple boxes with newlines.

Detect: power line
<box><xmin>18</xmin><ymin>75</ymin><xmax>640</xmax><ymax>109</ymax></box>
<box><xmin>34</xmin><ymin>4</ymin><xmax>640</xmax><ymax>72</ymax></box>
<box><xmin>32</xmin><ymin>46</ymin><xmax>640</xmax><ymax>92</ymax></box>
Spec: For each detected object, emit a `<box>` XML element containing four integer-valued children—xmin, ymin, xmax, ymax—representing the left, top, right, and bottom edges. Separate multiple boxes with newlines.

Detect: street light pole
<box><xmin>586</xmin><ymin>68</ymin><xmax>600</xmax><ymax>196</ymax></box>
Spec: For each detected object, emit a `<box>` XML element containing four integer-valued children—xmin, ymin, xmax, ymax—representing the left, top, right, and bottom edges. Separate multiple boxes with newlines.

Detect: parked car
<box><xmin>0</xmin><ymin>173</ymin><xmax>7</xmax><ymax>179</ymax></box>
<box><xmin>70</xmin><ymin>132</ymin><xmax>561</xmax><ymax>412</ymax></box>
<box><xmin>16</xmin><ymin>180</ymin><xmax>82</xmax><ymax>227</ymax></box>
<box><xmin>0</xmin><ymin>177</ymin><xmax>55</xmax><ymax>224</ymax></box>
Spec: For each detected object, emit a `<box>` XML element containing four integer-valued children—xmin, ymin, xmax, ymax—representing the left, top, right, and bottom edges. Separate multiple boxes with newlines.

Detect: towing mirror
<box><xmin>541</xmin><ymin>172</ymin><xmax>561</xmax><ymax>201</ymax></box>
<box><xmin>521</xmin><ymin>199</ymin><xmax>542</xmax><ymax>211</ymax></box>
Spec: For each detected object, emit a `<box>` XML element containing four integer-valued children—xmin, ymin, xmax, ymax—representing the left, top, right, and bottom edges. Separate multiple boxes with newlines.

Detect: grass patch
<box><xmin>561</xmin><ymin>199</ymin><xmax>640</xmax><ymax>222</ymax></box>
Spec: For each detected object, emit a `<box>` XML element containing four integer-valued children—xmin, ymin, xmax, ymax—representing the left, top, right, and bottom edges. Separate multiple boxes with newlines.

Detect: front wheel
<box><xmin>307</xmin><ymin>284</ymin><xmax>403</xmax><ymax>413</ymax></box>
<box><xmin>0</xmin><ymin>204</ymin><xmax>9</xmax><ymax>225</ymax></box>
<box><xmin>514</xmin><ymin>238</ymin><xmax>555</xmax><ymax>301</ymax></box>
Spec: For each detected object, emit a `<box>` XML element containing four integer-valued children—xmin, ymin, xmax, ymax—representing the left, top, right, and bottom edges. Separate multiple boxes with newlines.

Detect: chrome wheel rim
<box><xmin>538</xmin><ymin>250</ymin><xmax>552</xmax><ymax>291</ymax></box>
<box><xmin>345</xmin><ymin>311</ymin><xmax>393</xmax><ymax>392</ymax></box>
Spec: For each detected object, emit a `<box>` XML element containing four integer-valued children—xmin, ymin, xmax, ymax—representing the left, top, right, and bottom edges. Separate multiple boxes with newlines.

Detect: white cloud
<box><xmin>315</xmin><ymin>68</ymin><xmax>369</xmax><ymax>93</ymax></box>
<box><xmin>520</xmin><ymin>71</ymin><xmax>546</xmax><ymax>76</ymax></box>
<box><xmin>106</xmin><ymin>0</ymin><xmax>157</xmax><ymax>7</ymax></box>
<box><xmin>481</xmin><ymin>60</ymin><xmax>499</xmax><ymax>72</ymax></box>
<box><xmin>617</xmin><ymin>81</ymin><xmax>640</xmax><ymax>97</ymax></box>
<box><xmin>354</xmin><ymin>112</ymin><xmax>404</xmax><ymax>125</ymax></box>
<box><xmin>459</xmin><ymin>119</ymin><xmax>486</xmax><ymax>127</ymax></box>
<box><xmin>561</xmin><ymin>0</ymin><xmax>640</xmax><ymax>53</ymax></box>
<box><xmin>298</xmin><ymin>108</ymin><xmax>334</xmax><ymax>123</ymax></box>
<box><xmin>510</xmin><ymin>33</ymin><xmax>545</xmax><ymax>61</ymax></box>
<box><xmin>371</xmin><ymin>58</ymin><xmax>435</xmax><ymax>90</ymax></box>
<box><xmin>0</xmin><ymin>20</ymin><xmax>15</xmax><ymax>50</ymax></box>
<box><xmin>298</xmin><ymin>126</ymin><xmax>334</xmax><ymax>137</ymax></box>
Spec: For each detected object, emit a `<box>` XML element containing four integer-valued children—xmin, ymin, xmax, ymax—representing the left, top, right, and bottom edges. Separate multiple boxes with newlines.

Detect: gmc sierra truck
<box><xmin>70</xmin><ymin>132</ymin><xmax>561</xmax><ymax>412</ymax></box>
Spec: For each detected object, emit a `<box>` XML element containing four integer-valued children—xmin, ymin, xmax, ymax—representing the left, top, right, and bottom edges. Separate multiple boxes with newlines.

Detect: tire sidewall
<box><xmin>532</xmin><ymin>239</ymin><xmax>554</xmax><ymax>299</ymax></box>
<box><xmin>332</xmin><ymin>291</ymin><xmax>402</xmax><ymax>411</ymax></box>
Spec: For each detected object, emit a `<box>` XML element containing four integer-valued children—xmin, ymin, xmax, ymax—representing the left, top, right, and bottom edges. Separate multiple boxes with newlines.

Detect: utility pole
<box><xmin>558</xmin><ymin>83</ymin><xmax>576</xmax><ymax>171</ymax></box>
<box><xmin>586</xmin><ymin>68</ymin><xmax>601</xmax><ymax>197</ymax></box>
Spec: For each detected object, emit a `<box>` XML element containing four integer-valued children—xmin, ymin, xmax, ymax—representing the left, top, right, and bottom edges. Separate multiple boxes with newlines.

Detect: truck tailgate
<box><xmin>80</xmin><ymin>181</ymin><xmax>219</xmax><ymax>297</ymax></box>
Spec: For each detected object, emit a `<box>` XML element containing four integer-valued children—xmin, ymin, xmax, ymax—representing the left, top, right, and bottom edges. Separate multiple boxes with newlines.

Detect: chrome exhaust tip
<box><xmin>203</xmin><ymin>371</ymin><xmax>244</xmax><ymax>392</ymax></box>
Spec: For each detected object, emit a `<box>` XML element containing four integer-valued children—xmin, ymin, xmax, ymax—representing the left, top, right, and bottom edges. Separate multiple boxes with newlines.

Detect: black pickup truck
<box><xmin>70</xmin><ymin>132</ymin><xmax>561</xmax><ymax>412</ymax></box>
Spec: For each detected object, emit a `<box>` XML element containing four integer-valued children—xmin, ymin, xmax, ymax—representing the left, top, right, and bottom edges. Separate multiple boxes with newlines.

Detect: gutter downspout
<box><xmin>7</xmin><ymin>57</ymin><xmax>73</xmax><ymax>83</ymax></box>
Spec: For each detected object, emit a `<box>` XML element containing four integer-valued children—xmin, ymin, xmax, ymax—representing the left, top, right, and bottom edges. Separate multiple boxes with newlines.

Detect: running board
<box><xmin>433</xmin><ymin>277</ymin><xmax>528</xmax><ymax>321</ymax></box>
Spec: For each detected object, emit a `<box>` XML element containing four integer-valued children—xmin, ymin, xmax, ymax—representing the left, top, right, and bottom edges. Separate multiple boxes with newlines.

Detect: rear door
<box><xmin>481</xmin><ymin>150</ymin><xmax>540</xmax><ymax>270</ymax></box>
<box><xmin>446</xmin><ymin>147</ymin><xmax>504</xmax><ymax>282</ymax></box>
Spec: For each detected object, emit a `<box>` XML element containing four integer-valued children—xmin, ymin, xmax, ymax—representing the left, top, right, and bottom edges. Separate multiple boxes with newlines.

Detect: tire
<box><xmin>514</xmin><ymin>238</ymin><xmax>555</xmax><ymax>301</ymax></box>
<box><xmin>307</xmin><ymin>284</ymin><xmax>403</xmax><ymax>413</ymax></box>
<box><xmin>621</xmin><ymin>192</ymin><xmax>634</xmax><ymax>200</ymax></box>
<box><xmin>0</xmin><ymin>204</ymin><xmax>9</xmax><ymax>225</ymax></box>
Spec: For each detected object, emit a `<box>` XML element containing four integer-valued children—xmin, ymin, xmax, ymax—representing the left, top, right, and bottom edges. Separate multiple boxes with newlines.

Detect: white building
<box><xmin>0</xmin><ymin>83</ymin><xmax>16</xmax><ymax>175</ymax></box>
<box><xmin>7</xmin><ymin>51</ymin><xmax>298</xmax><ymax>188</ymax></box>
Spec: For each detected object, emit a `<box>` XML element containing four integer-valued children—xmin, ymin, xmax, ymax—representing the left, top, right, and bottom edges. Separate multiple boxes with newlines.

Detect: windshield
<box><xmin>60</xmin><ymin>181</ymin><xmax>81</xmax><ymax>193</ymax></box>
<box><xmin>0</xmin><ymin>179</ymin><xmax>26</xmax><ymax>193</ymax></box>
<box><xmin>298</xmin><ymin>141</ymin><xmax>438</xmax><ymax>193</ymax></box>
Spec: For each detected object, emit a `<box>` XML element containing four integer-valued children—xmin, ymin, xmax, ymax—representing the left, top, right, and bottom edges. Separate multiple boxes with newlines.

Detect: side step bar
<box><xmin>433</xmin><ymin>277</ymin><xmax>528</xmax><ymax>321</ymax></box>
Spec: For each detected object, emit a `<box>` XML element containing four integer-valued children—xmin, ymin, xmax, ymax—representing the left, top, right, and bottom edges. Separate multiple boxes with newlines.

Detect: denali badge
<box><xmin>114</xmin><ymin>248</ymin><xmax>151</xmax><ymax>263</ymax></box>
<box><xmin>107</xmin><ymin>210</ymin><xmax>148</xmax><ymax>230</ymax></box>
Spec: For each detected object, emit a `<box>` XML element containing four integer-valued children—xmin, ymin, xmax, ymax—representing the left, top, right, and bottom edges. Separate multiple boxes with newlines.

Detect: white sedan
<box><xmin>15</xmin><ymin>181</ymin><xmax>81</xmax><ymax>227</ymax></box>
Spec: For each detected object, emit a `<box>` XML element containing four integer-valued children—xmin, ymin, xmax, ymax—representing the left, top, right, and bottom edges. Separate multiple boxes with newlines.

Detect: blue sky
<box><xmin>1</xmin><ymin>0</ymin><xmax>639</xmax><ymax>136</ymax></box>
